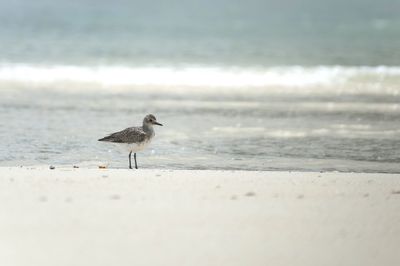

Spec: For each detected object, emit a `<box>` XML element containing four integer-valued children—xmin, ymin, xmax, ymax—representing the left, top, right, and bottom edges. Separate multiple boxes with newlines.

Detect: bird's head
<box><xmin>143</xmin><ymin>114</ymin><xmax>163</xmax><ymax>126</ymax></box>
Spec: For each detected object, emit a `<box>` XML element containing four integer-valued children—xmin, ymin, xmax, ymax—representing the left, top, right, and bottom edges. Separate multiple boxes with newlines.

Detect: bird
<box><xmin>98</xmin><ymin>114</ymin><xmax>163</xmax><ymax>169</ymax></box>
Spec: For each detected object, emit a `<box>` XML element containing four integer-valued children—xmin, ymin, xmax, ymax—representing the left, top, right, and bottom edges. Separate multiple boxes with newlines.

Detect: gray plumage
<box><xmin>98</xmin><ymin>126</ymin><xmax>148</xmax><ymax>144</ymax></box>
<box><xmin>98</xmin><ymin>114</ymin><xmax>163</xmax><ymax>169</ymax></box>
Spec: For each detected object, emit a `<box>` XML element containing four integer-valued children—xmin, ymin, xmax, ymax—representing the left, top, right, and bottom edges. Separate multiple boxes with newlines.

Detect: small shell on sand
<box><xmin>245</xmin><ymin>191</ymin><xmax>256</xmax><ymax>197</ymax></box>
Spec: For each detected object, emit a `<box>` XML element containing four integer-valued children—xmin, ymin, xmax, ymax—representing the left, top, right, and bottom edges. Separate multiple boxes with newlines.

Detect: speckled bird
<box><xmin>98</xmin><ymin>114</ymin><xmax>163</xmax><ymax>169</ymax></box>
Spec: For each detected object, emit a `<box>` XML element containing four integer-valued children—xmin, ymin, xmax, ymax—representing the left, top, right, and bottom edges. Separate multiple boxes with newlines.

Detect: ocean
<box><xmin>0</xmin><ymin>0</ymin><xmax>399</xmax><ymax>172</ymax></box>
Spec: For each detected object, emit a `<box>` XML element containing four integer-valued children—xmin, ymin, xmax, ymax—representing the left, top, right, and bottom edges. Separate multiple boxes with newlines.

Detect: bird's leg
<box><xmin>134</xmin><ymin>153</ymin><xmax>138</xmax><ymax>169</ymax></box>
<box><xmin>129</xmin><ymin>151</ymin><xmax>132</xmax><ymax>169</ymax></box>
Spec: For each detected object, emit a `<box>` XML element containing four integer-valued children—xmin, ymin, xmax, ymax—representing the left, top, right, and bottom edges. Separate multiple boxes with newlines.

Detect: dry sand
<box><xmin>0</xmin><ymin>167</ymin><xmax>399</xmax><ymax>266</ymax></box>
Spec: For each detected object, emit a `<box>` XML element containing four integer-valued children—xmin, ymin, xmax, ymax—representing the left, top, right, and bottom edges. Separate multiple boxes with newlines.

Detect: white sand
<box><xmin>0</xmin><ymin>167</ymin><xmax>399</xmax><ymax>266</ymax></box>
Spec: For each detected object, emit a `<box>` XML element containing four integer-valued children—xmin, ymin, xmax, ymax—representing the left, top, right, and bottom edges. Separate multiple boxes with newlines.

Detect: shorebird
<box><xmin>98</xmin><ymin>114</ymin><xmax>163</xmax><ymax>169</ymax></box>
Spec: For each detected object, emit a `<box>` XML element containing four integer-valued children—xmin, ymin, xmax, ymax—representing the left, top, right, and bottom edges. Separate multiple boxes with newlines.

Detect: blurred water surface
<box><xmin>0</xmin><ymin>0</ymin><xmax>399</xmax><ymax>171</ymax></box>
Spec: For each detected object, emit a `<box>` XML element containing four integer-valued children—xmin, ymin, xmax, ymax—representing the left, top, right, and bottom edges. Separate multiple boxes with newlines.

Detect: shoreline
<box><xmin>2</xmin><ymin>164</ymin><xmax>400</xmax><ymax>174</ymax></box>
<box><xmin>1</xmin><ymin>167</ymin><xmax>399</xmax><ymax>266</ymax></box>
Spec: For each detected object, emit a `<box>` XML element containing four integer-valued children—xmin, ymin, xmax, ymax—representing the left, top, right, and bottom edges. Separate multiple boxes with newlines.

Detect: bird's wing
<box><xmin>98</xmin><ymin>127</ymin><xmax>147</xmax><ymax>143</ymax></box>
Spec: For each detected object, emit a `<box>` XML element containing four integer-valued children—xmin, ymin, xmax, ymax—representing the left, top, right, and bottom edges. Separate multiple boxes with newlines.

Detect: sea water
<box><xmin>0</xmin><ymin>0</ymin><xmax>399</xmax><ymax>172</ymax></box>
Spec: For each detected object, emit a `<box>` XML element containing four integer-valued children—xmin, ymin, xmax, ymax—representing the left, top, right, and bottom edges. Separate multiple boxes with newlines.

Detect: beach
<box><xmin>1</xmin><ymin>1</ymin><xmax>399</xmax><ymax>265</ymax></box>
<box><xmin>1</xmin><ymin>167</ymin><xmax>399</xmax><ymax>266</ymax></box>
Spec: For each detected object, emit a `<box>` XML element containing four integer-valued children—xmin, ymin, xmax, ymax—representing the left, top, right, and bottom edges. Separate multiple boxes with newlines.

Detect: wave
<box><xmin>0</xmin><ymin>64</ymin><xmax>400</xmax><ymax>88</ymax></box>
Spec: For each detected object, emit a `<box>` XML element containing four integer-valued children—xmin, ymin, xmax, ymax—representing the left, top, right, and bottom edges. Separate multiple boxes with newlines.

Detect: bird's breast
<box><xmin>128</xmin><ymin>138</ymin><xmax>152</xmax><ymax>152</ymax></box>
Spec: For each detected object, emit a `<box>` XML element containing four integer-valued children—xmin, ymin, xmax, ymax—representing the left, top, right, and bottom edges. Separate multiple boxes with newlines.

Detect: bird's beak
<box><xmin>153</xmin><ymin>121</ymin><xmax>163</xmax><ymax>126</ymax></box>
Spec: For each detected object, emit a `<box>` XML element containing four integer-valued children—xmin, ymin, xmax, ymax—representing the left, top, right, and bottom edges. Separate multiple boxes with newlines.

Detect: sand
<box><xmin>0</xmin><ymin>167</ymin><xmax>399</xmax><ymax>266</ymax></box>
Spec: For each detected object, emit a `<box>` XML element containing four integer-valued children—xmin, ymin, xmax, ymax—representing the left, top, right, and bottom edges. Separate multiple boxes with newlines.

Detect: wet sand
<box><xmin>0</xmin><ymin>167</ymin><xmax>399</xmax><ymax>266</ymax></box>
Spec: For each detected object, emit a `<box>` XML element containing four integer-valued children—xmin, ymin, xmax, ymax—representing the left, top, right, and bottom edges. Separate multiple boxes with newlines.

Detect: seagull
<box><xmin>98</xmin><ymin>114</ymin><xmax>163</xmax><ymax>169</ymax></box>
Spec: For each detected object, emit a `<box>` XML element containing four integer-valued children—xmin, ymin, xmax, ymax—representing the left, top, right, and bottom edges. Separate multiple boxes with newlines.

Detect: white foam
<box><xmin>0</xmin><ymin>64</ymin><xmax>399</xmax><ymax>88</ymax></box>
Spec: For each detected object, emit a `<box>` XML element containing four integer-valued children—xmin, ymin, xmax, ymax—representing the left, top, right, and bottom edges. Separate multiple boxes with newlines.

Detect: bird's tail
<box><xmin>98</xmin><ymin>136</ymin><xmax>111</xmax><ymax>142</ymax></box>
